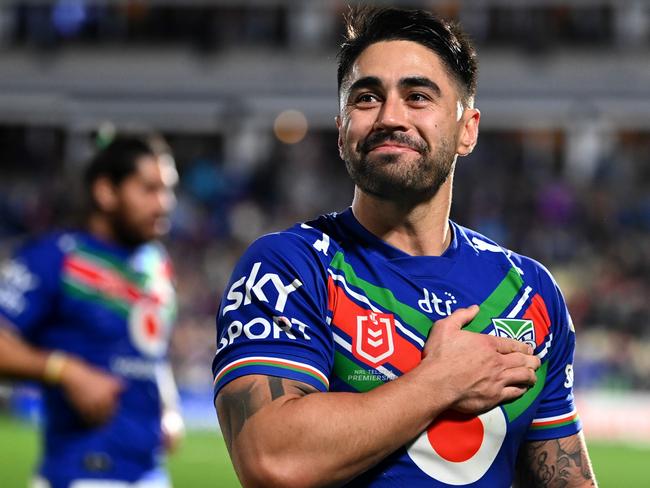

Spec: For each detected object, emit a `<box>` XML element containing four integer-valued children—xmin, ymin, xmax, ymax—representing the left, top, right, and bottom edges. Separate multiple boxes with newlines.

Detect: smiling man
<box><xmin>212</xmin><ymin>7</ymin><xmax>597</xmax><ymax>487</ymax></box>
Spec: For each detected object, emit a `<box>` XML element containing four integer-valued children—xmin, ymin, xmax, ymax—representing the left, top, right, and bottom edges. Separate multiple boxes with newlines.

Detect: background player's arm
<box><xmin>156</xmin><ymin>361</ymin><xmax>185</xmax><ymax>452</ymax></box>
<box><xmin>514</xmin><ymin>432</ymin><xmax>597</xmax><ymax>488</ymax></box>
<box><xmin>216</xmin><ymin>306</ymin><xmax>541</xmax><ymax>488</ymax></box>
<box><xmin>0</xmin><ymin>324</ymin><xmax>123</xmax><ymax>425</ymax></box>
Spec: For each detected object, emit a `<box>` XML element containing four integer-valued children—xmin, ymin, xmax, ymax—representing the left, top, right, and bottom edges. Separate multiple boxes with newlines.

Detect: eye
<box><xmin>407</xmin><ymin>92</ymin><xmax>430</xmax><ymax>104</ymax></box>
<box><xmin>354</xmin><ymin>92</ymin><xmax>381</xmax><ymax>106</ymax></box>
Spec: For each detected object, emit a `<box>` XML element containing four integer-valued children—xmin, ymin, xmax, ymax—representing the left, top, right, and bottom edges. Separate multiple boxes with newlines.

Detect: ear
<box><xmin>92</xmin><ymin>177</ymin><xmax>118</xmax><ymax>212</ymax></box>
<box><xmin>456</xmin><ymin>108</ymin><xmax>480</xmax><ymax>157</ymax></box>
<box><xmin>336</xmin><ymin>115</ymin><xmax>345</xmax><ymax>160</ymax></box>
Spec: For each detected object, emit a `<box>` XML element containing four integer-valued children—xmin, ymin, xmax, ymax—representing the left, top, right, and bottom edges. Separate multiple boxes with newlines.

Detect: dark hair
<box><xmin>84</xmin><ymin>135</ymin><xmax>171</xmax><ymax>207</ymax></box>
<box><xmin>84</xmin><ymin>135</ymin><xmax>170</xmax><ymax>187</ymax></box>
<box><xmin>337</xmin><ymin>7</ymin><xmax>478</xmax><ymax>105</ymax></box>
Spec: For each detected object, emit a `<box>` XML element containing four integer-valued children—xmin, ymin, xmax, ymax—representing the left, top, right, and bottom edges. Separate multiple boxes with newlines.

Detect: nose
<box><xmin>157</xmin><ymin>189</ymin><xmax>176</xmax><ymax>215</ymax></box>
<box><xmin>373</xmin><ymin>93</ymin><xmax>408</xmax><ymax>132</ymax></box>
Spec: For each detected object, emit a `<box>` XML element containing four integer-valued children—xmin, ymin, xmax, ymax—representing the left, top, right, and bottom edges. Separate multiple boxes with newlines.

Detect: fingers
<box><xmin>107</xmin><ymin>375</ymin><xmax>125</xmax><ymax>395</ymax></box>
<box><xmin>75</xmin><ymin>373</ymin><xmax>123</xmax><ymax>426</ymax></box>
<box><xmin>500</xmin><ymin>385</ymin><xmax>532</xmax><ymax>403</ymax></box>
<box><xmin>503</xmin><ymin>363</ymin><xmax>538</xmax><ymax>387</ymax></box>
<box><xmin>494</xmin><ymin>336</ymin><xmax>534</xmax><ymax>355</ymax></box>
<box><xmin>434</xmin><ymin>304</ymin><xmax>480</xmax><ymax>330</ymax></box>
<box><xmin>500</xmin><ymin>350</ymin><xmax>541</xmax><ymax>370</ymax></box>
<box><xmin>80</xmin><ymin>390</ymin><xmax>121</xmax><ymax>426</ymax></box>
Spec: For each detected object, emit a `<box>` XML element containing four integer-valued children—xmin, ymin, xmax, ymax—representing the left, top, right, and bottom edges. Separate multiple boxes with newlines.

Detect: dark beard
<box><xmin>343</xmin><ymin>131</ymin><xmax>456</xmax><ymax>204</ymax></box>
<box><xmin>108</xmin><ymin>210</ymin><xmax>149</xmax><ymax>248</ymax></box>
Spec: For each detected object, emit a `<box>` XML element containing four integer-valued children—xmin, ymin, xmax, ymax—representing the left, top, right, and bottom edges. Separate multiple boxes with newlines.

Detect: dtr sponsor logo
<box><xmin>418</xmin><ymin>288</ymin><xmax>458</xmax><ymax>317</ymax></box>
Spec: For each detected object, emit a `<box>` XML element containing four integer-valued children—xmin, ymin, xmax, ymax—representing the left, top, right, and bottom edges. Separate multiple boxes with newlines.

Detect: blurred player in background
<box><xmin>212</xmin><ymin>7</ymin><xmax>597</xmax><ymax>488</ymax></box>
<box><xmin>0</xmin><ymin>135</ymin><xmax>184</xmax><ymax>488</ymax></box>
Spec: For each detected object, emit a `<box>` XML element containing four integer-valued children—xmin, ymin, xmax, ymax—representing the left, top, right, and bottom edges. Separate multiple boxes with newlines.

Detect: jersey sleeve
<box><xmin>212</xmin><ymin>232</ymin><xmax>332</xmax><ymax>399</ymax></box>
<box><xmin>0</xmin><ymin>237</ymin><xmax>63</xmax><ymax>338</ymax></box>
<box><xmin>526</xmin><ymin>263</ymin><xmax>581</xmax><ymax>441</ymax></box>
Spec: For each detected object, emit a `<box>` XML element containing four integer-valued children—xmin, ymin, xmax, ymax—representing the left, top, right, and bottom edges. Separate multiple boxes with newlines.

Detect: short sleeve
<box><xmin>526</xmin><ymin>266</ymin><xmax>582</xmax><ymax>441</ymax></box>
<box><xmin>0</xmin><ymin>237</ymin><xmax>63</xmax><ymax>337</ymax></box>
<box><xmin>212</xmin><ymin>232</ymin><xmax>332</xmax><ymax>399</ymax></box>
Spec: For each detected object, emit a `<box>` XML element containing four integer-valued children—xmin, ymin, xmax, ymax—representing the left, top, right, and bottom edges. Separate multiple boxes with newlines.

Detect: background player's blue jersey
<box><xmin>0</xmin><ymin>232</ymin><xmax>176</xmax><ymax>487</ymax></box>
<box><xmin>212</xmin><ymin>208</ymin><xmax>581</xmax><ymax>487</ymax></box>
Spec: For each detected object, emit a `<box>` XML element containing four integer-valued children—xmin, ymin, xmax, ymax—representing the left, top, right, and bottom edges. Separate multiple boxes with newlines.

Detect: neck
<box><xmin>351</xmin><ymin>174</ymin><xmax>454</xmax><ymax>257</ymax></box>
<box><xmin>87</xmin><ymin>213</ymin><xmax>119</xmax><ymax>245</ymax></box>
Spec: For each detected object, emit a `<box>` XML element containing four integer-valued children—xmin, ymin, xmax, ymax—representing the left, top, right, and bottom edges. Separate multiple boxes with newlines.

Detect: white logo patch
<box><xmin>128</xmin><ymin>300</ymin><xmax>172</xmax><ymax>358</ymax></box>
<box><xmin>407</xmin><ymin>406</ymin><xmax>507</xmax><ymax>485</ymax></box>
<box><xmin>0</xmin><ymin>260</ymin><xmax>39</xmax><ymax>316</ymax></box>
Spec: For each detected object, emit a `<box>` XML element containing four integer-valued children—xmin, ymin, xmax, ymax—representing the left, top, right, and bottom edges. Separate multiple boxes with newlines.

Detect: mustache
<box><xmin>358</xmin><ymin>132</ymin><xmax>428</xmax><ymax>154</ymax></box>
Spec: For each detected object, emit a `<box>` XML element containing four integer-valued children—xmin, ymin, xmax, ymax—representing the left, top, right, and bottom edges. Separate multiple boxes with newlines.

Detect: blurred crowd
<box><xmin>1</xmin><ymin>1</ymin><xmax>648</xmax><ymax>54</ymax></box>
<box><xmin>0</xmin><ymin>123</ymin><xmax>649</xmax><ymax>395</ymax></box>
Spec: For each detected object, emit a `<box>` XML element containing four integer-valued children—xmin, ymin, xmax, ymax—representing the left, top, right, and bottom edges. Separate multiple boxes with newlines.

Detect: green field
<box><xmin>1</xmin><ymin>415</ymin><xmax>648</xmax><ymax>487</ymax></box>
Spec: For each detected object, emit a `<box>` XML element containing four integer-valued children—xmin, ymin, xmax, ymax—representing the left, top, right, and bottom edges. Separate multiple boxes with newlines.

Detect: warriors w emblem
<box><xmin>354</xmin><ymin>312</ymin><xmax>395</xmax><ymax>366</ymax></box>
<box><xmin>492</xmin><ymin>318</ymin><xmax>535</xmax><ymax>350</ymax></box>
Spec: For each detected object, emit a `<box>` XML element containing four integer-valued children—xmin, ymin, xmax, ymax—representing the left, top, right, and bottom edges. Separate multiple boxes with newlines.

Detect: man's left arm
<box><xmin>515</xmin><ymin>431</ymin><xmax>597</xmax><ymax>487</ymax></box>
<box><xmin>156</xmin><ymin>361</ymin><xmax>185</xmax><ymax>452</ymax></box>
<box><xmin>513</xmin><ymin>258</ymin><xmax>598</xmax><ymax>487</ymax></box>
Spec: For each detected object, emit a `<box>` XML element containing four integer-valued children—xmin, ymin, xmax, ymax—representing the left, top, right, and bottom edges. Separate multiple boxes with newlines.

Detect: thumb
<box><xmin>436</xmin><ymin>304</ymin><xmax>480</xmax><ymax>330</ymax></box>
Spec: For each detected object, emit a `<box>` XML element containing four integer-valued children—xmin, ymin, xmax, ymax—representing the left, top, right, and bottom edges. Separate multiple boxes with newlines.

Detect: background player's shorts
<box><xmin>31</xmin><ymin>468</ymin><xmax>172</xmax><ymax>488</ymax></box>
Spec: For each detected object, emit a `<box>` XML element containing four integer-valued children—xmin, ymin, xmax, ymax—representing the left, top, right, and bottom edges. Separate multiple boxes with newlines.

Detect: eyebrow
<box><xmin>346</xmin><ymin>76</ymin><xmax>442</xmax><ymax>97</ymax></box>
<box><xmin>399</xmin><ymin>76</ymin><xmax>442</xmax><ymax>97</ymax></box>
<box><xmin>347</xmin><ymin>76</ymin><xmax>382</xmax><ymax>94</ymax></box>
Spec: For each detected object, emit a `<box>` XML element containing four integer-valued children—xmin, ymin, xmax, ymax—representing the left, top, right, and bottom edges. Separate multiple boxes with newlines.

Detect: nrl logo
<box><xmin>354</xmin><ymin>312</ymin><xmax>395</xmax><ymax>366</ymax></box>
<box><xmin>491</xmin><ymin>318</ymin><xmax>535</xmax><ymax>350</ymax></box>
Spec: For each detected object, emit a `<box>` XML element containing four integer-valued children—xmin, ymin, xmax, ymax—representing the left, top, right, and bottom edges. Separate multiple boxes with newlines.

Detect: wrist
<box><xmin>411</xmin><ymin>358</ymin><xmax>458</xmax><ymax>411</ymax></box>
<box><xmin>43</xmin><ymin>351</ymin><xmax>68</xmax><ymax>385</ymax></box>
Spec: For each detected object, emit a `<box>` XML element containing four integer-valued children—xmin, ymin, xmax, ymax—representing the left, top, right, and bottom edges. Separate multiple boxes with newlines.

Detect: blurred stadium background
<box><xmin>0</xmin><ymin>0</ymin><xmax>649</xmax><ymax>486</ymax></box>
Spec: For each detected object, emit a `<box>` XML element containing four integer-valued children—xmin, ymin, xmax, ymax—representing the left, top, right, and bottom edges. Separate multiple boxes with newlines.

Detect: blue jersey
<box><xmin>212</xmin><ymin>209</ymin><xmax>581</xmax><ymax>487</ymax></box>
<box><xmin>0</xmin><ymin>232</ymin><xmax>176</xmax><ymax>487</ymax></box>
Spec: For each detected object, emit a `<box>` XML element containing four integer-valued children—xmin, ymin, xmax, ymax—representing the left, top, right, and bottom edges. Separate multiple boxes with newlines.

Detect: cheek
<box><xmin>119</xmin><ymin>191</ymin><xmax>151</xmax><ymax>220</ymax></box>
<box><xmin>343</xmin><ymin>117</ymin><xmax>370</xmax><ymax>148</ymax></box>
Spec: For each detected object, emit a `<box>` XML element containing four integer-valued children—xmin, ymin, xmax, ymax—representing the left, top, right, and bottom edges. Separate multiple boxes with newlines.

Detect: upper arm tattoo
<box><xmin>515</xmin><ymin>432</ymin><xmax>597</xmax><ymax>488</ymax></box>
<box><xmin>215</xmin><ymin>375</ymin><xmax>318</xmax><ymax>451</ymax></box>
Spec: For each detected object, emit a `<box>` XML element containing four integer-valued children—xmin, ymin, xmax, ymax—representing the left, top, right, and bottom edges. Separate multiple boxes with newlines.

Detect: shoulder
<box><xmin>243</xmin><ymin>212</ymin><xmax>343</xmax><ymax>268</ymax></box>
<box><xmin>10</xmin><ymin>231</ymin><xmax>80</xmax><ymax>268</ymax></box>
<box><xmin>0</xmin><ymin>232</ymin><xmax>75</xmax><ymax>319</ymax></box>
<box><xmin>456</xmin><ymin>224</ymin><xmax>571</xmax><ymax>342</ymax></box>
<box><xmin>455</xmin><ymin>223</ymin><xmax>557</xmax><ymax>291</ymax></box>
<box><xmin>134</xmin><ymin>240</ymin><xmax>173</xmax><ymax>268</ymax></box>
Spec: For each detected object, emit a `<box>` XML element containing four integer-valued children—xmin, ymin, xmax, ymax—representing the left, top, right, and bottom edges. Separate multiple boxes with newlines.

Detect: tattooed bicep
<box><xmin>514</xmin><ymin>432</ymin><xmax>597</xmax><ymax>488</ymax></box>
<box><xmin>215</xmin><ymin>375</ymin><xmax>318</xmax><ymax>451</ymax></box>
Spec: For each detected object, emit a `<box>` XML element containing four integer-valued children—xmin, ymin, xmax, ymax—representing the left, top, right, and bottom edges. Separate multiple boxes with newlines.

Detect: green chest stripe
<box><xmin>330</xmin><ymin>252</ymin><xmax>433</xmax><ymax>337</ymax></box>
<box><xmin>463</xmin><ymin>267</ymin><xmax>524</xmax><ymax>334</ymax></box>
<box><xmin>62</xmin><ymin>279</ymin><xmax>130</xmax><ymax>318</ymax></box>
<box><xmin>335</xmin><ymin>346</ymin><xmax>547</xmax><ymax>423</ymax></box>
<box><xmin>76</xmin><ymin>246</ymin><xmax>143</xmax><ymax>285</ymax></box>
<box><xmin>331</xmin><ymin>252</ymin><xmax>525</xmax><ymax>338</ymax></box>
<box><xmin>334</xmin><ymin>351</ymin><xmax>384</xmax><ymax>392</ymax></box>
<box><xmin>503</xmin><ymin>360</ymin><xmax>548</xmax><ymax>422</ymax></box>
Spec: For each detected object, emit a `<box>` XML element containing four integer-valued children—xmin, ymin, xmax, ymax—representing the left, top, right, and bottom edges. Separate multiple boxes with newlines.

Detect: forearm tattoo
<box><xmin>515</xmin><ymin>434</ymin><xmax>597</xmax><ymax>488</ymax></box>
<box><xmin>216</xmin><ymin>376</ymin><xmax>318</xmax><ymax>451</ymax></box>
